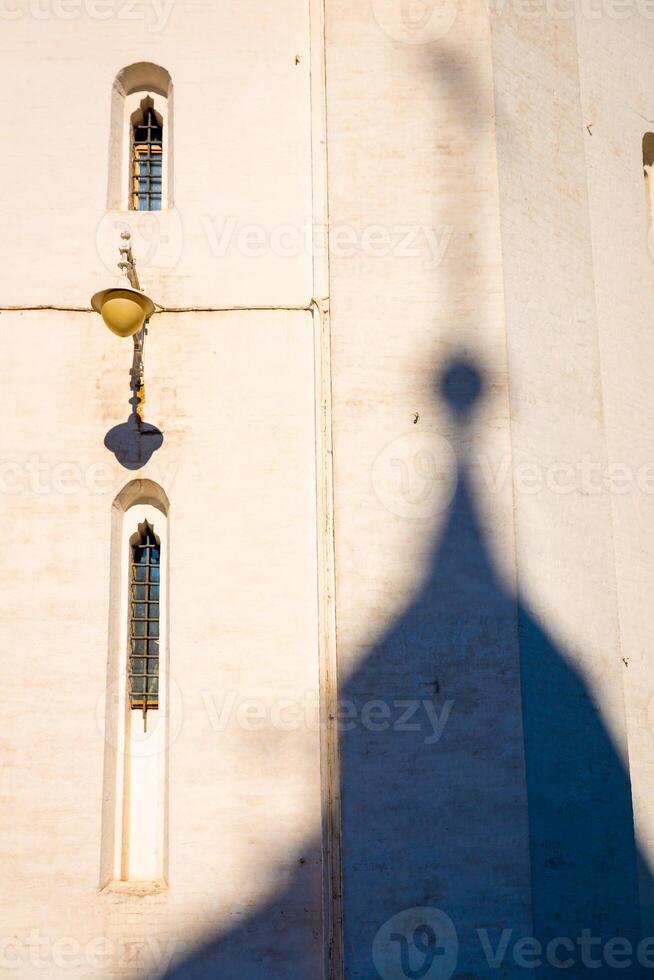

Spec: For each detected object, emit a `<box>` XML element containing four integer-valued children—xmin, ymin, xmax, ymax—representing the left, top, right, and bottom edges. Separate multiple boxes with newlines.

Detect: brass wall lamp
<box><xmin>91</xmin><ymin>232</ymin><xmax>155</xmax><ymax>421</ymax></box>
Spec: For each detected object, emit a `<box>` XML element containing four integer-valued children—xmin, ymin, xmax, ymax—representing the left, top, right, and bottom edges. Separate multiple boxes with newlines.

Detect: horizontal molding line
<box><xmin>154</xmin><ymin>304</ymin><xmax>317</xmax><ymax>313</ymax></box>
<box><xmin>0</xmin><ymin>305</ymin><xmax>92</xmax><ymax>312</ymax></box>
<box><xmin>0</xmin><ymin>301</ymin><xmax>328</xmax><ymax>314</ymax></box>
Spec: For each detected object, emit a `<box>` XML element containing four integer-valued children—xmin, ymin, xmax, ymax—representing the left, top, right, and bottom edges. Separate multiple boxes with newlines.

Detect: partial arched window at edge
<box><xmin>643</xmin><ymin>133</ymin><xmax>654</xmax><ymax>263</ymax></box>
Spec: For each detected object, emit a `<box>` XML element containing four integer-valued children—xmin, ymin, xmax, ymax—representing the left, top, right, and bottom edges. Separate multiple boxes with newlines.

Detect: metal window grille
<box><xmin>129</xmin><ymin>521</ymin><xmax>160</xmax><ymax>726</ymax></box>
<box><xmin>131</xmin><ymin>106</ymin><xmax>163</xmax><ymax>212</ymax></box>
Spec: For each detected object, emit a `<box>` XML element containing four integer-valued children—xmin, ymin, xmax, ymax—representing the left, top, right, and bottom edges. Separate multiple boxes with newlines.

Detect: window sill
<box><xmin>101</xmin><ymin>878</ymin><xmax>168</xmax><ymax>897</ymax></box>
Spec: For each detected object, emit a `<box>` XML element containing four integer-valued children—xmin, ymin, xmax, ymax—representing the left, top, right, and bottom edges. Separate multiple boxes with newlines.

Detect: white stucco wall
<box><xmin>0</xmin><ymin>308</ymin><xmax>325</xmax><ymax>976</ymax></box>
<box><xmin>575</xmin><ymin>11</ymin><xmax>654</xmax><ymax>935</ymax></box>
<box><xmin>0</xmin><ymin>0</ymin><xmax>333</xmax><ymax>973</ymax></box>
<box><xmin>2</xmin><ymin>0</ymin><xmax>654</xmax><ymax>977</ymax></box>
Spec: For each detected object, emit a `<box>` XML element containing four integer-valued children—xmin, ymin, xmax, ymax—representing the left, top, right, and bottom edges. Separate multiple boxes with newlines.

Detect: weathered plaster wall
<box><xmin>0</xmin><ymin>1</ymin><xmax>329</xmax><ymax>972</ymax></box>
<box><xmin>574</xmin><ymin>10</ymin><xmax>654</xmax><ymax>936</ymax></box>
<box><xmin>325</xmin><ymin>0</ymin><xmax>650</xmax><ymax>975</ymax></box>
<box><xmin>323</xmin><ymin>0</ymin><xmax>534</xmax><ymax>975</ymax></box>
<box><xmin>2</xmin><ymin>0</ymin><xmax>654</xmax><ymax>976</ymax></box>
<box><xmin>0</xmin><ymin>308</ymin><xmax>324</xmax><ymax>976</ymax></box>
<box><xmin>0</xmin><ymin>0</ymin><xmax>314</xmax><ymax>309</ymax></box>
<box><xmin>490</xmin><ymin>1</ymin><xmax>644</xmax><ymax>965</ymax></box>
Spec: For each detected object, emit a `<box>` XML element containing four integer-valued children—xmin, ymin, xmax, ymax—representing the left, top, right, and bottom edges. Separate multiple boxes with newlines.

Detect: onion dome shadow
<box><xmin>154</xmin><ymin>355</ymin><xmax>647</xmax><ymax>979</ymax></box>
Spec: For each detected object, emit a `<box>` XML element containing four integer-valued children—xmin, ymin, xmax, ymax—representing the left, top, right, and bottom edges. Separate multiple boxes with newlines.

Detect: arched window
<box><xmin>129</xmin><ymin>520</ymin><xmax>160</xmax><ymax>724</ymax></box>
<box><xmin>107</xmin><ymin>63</ymin><xmax>173</xmax><ymax>211</ymax></box>
<box><xmin>100</xmin><ymin>481</ymin><xmax>169</xmax><ymax>891</ymax></box>
<box><xmin>131</xmin><ymin>99</ymin><xmax>163</xmax><ymax>212</ymax></box>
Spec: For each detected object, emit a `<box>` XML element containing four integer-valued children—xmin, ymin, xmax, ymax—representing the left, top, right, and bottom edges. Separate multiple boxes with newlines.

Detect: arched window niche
<box><xmin>107</xmin><ymin>63</ymin><xmax>174</xmax><ymax>211</ymax></box>
<box><xmin>100</xmin><ymin>479</ymin><xmax>170</xmax><ymax>893</ymax></box>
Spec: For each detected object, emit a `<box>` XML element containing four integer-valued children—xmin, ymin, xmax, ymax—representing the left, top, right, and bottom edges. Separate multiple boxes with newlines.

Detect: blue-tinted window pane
<box><xmin>129</xmin><ymin>521</ymin><xmax>161</xmax><ymax>718</ymax></box>
<box><xmin>131</xmin><ymin>105</ymin><xmax>163</xmax><ymax>213</ymax></box>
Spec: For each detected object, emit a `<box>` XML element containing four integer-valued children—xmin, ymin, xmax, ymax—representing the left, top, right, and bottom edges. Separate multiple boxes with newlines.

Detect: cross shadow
<box><xmin>153</xmin><ymin>355</ymin><xmax>649</xmax><ymax>979</ymax></box>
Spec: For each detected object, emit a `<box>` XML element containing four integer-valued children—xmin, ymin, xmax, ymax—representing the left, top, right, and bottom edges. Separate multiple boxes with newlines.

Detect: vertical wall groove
<box><xmin>309</xmin><ymin>0</ymin><xmax>343</xmax><ymax>971</ymax></box>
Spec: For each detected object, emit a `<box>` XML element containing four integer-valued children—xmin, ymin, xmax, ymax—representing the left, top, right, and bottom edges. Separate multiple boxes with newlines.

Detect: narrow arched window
<box><xmin>101</xmin><ymin>488</ymin><xmax>169</xmax><ymax>890</ymax></box>
<box><xmin>129</xmin><ymin>520</ymin><xmax>160</xmax><ymax>726</ymax></box>
<box><xmin>107</xmin><ymin>64</ymin><xmax>173</xmax><ymax>211</ymax></box>
<box><xmin>131</xmin><ymin>99</ymin><xmax>163</xmax><ymax>211</ymax></box>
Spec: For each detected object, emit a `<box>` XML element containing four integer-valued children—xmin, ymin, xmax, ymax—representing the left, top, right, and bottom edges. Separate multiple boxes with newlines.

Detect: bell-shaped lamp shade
<box><xmin>91</xmin><ymin>287</ymin><xmax>155</xmax><ymax>338</ymax></box>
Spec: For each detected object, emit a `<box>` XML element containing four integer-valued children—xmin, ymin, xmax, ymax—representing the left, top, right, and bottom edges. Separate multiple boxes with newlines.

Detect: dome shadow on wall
<box><xmin>104</xmin><ymin>413</ymin><xmax>163</xmax><ymax>470</ymax></box>
<box><xmin>438</xmin><ymin>356</ymin><xmax>484</xmax><ymax>421</ymax></box>
<box><xmin>152</xmin><ymin>354</ymin><xmax>647</xmax><ymax>980</ymax></box>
